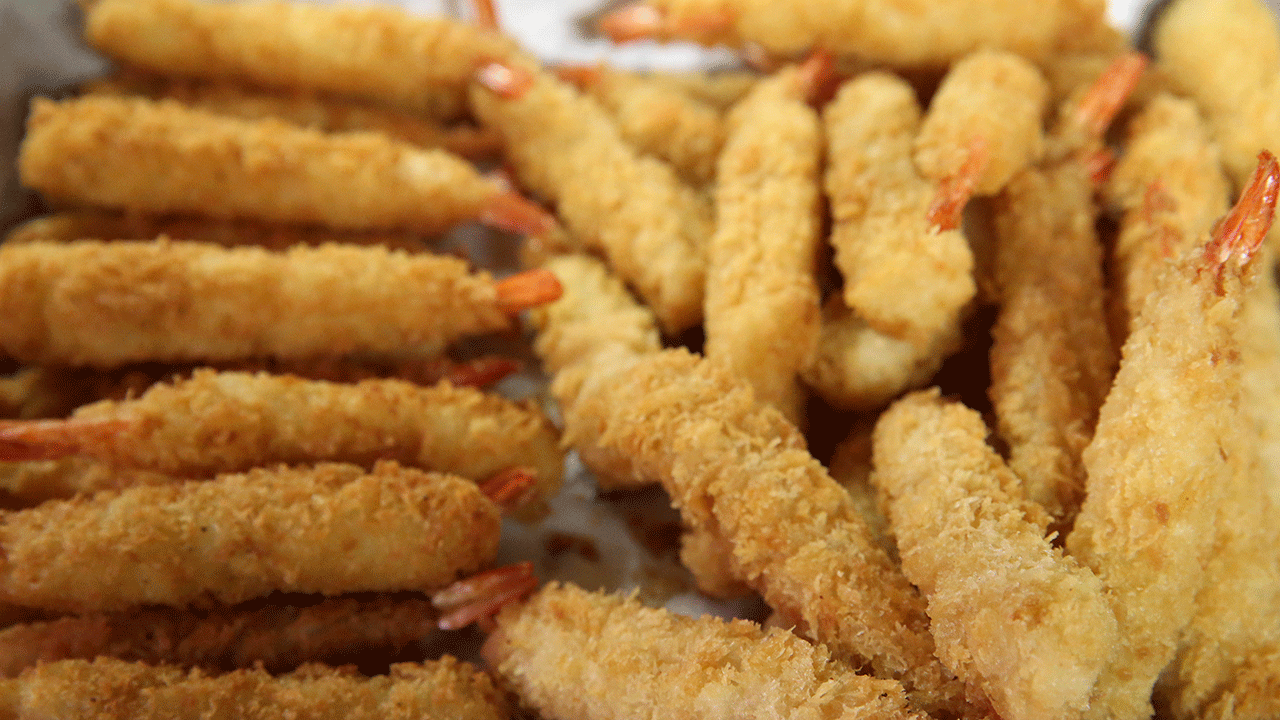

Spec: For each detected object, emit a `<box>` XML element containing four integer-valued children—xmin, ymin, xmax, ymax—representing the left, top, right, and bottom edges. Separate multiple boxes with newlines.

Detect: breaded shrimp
<box><xmin>0</xmin><ymin>240</ymin><xmax>559</xmax><ymax>366</ymax></box>
<box><xmin>483</xmin><ymin>582</ymin><xmax>927</xmax><ymax>720</ymax></box>
<box><xmin>873</xmin><ymin>390</ymin><xmax>1119</xmax><ymax>720</ymax></box>
<box><xmin>3</xmin><ymin>210</ymin><xmax>433</xmax><ymax>253</ymax></box>
<box><xmin>559</xmin><ymin>64</ymin><xmax>726</xmax><ymax>185</ymax></box>
<box><xmin>470</xmin><ymin>62</ymin><xmax>712</xmax><ymax>334</ymax></box>
<box><xmin>0</xmin><ymin>370</ymin><xmax>562</xmax><ymax>515</ymax></box>
<box><xmin>987</xmin><ymin>53</ymin><xmax>1144</xmax><ymax>523</ymax></box>
<box><xmin>0</xmin><ymin>594</ymin><xmax>439</xmax><ymax>676</ymax></box>
<box><xmin>914</xmin><ymin>50</ymin><xmax>1049</xmax><ymax>196</ymax></box>
<box><xmin>528</xmin><ymin>253</ymin><xmax>661</xmax><ymax>490</ymax></box>
<box><xmin>823</xmin><ymin>71</ymin><xmax>977</xmax><ymax>349</ymax></box>
<box><xmin>704</xmin><ymin>55</ymin><xmax>826</xmax><ymax>424</ymax></box>
<box><xmin>0</xmin><ymin>656</ymin><xmax>509</xmax><ymax>720</ymax></box>
<box><xmin>1154</xmin><ymin>0</ymin><xmax>1280</xmax><ymax>191</ymax></box>
<box><xmin>571</xmin><ymin>349</ymin><xmax>970</xmax><ymax>717</ymax></box>
<box><xmin>0</xmin><ymin>461</ymin><xmax>500</xmax><ymax>613</ymax></box>
<box><xmin>86</xmin><ymin>71</ymin><xmax>503</xmax><ymax>159</ymax></box>
<box><xmin>19</xmin><ymin>96</ymin><xmax>552</xmax><ymax>236</ymax></box>
<box><xmin>1066</xmin><ymin>153</ymin><xmax>1279</xmax><ymax>720</ymax></box>
<box><xmin>599</xmin><ymin>0</ymin><xmax>1105</xmax><ymax>67</ymax></box>
<box><xmin>82</xmin><ymin>0</ymin><xmax>523</xmax><ymax>121</ymax></box>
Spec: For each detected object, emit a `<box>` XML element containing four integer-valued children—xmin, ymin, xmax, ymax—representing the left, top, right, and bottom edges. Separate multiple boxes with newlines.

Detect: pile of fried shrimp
<box><xmin>0</xmin><ymin>0</ymin><xmax>1278</xmax><ymax>717</ymax></box>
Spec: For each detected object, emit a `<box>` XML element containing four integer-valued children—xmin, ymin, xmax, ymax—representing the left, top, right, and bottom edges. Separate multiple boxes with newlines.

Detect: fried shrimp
<box><xmin>20</xmin><ymin>96</ymin><xmax>553</xmax><ymax>236</ymax></box>
<box><xmin>599</xmin><ymin>0</ymin><xmax>1104</xmax><ymax>67</ymax></box>
<box><xmin>823</xmin><ymin>71</ymin><xmax>978</xmax><ymax>350</ymax></box>
<box><xmin>528</xmin><ymin>253</ymin><xmax>661</xmax><ymax>490</ymax></box>
<box><xmin>1066</xmin><ymin>152</ymin><xmax>1279</xmax><ymax>720</ymax></box>
<box><xmin>0</xmin><ymin>240</ymin><xmax>559</xmax><ymax>366</ymax></box>
<box><xmin>483</xmin><ymin>582</ymin><xmax>926</xmax><ymax>720</ymax></box>
<box><xmin>571</xmin><ymin>349</ymin><xmax>969</xmax><ymax>717</ymax></box>
<box><xmin>0</xmin><ymin>370</ymin><xmax>562</xmax><ymax>514</ymax></box>
<box><xmin>0</xmin><ymin>461</ymin><xmax>500</xmax><ymax>613</ymax></box>
<box><xmin>470</xmin><ymin>62</ymin><xmax>712</xmax><ymax>334</ymax></box>
<box><xmin>82</xmin><ymin>0</ymin><xmax>523</xmax><ymax>121</ymax></box>
<box><xmin>558</xmin><ymin>64</ymin><xmax>726</xmax><ymax>185</ymax></box>
<box><xmin>703</xmin><ymin>55</ymin><xmax>826</xmax><ymax>424</ymax></box>
<box><xmin>914</xmin><ymin>50</ymin><xmax>1048</xmax><ymax>196</ymax></box>
<box><xmin>86</xmin><ymin>71</ymin><xmax>502</xmax><ymax>159</ymax></box>
<box><xmin>0</xmin><ymin>594</ymin><xmax>439</xmax><ymax>676</ymax></box>
<box><xmin>0</xmin><ymin>656</ymin><xmax>510</xmax><ymax>720</ymax></box>
<box><xmin>872</xmin><ymin>390</ymin><xmax>1119</xmax><ymax>720</ymax></box>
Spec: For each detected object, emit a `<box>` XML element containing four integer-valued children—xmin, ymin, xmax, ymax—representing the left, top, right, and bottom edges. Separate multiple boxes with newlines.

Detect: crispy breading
<box><xmin>873</xmin><ymin>390</ymin><xmax>1118</xmax><ymax>720</ymax></box>
<box><xmin>0</xmin><ymin>461</ymin><xmax>499</xmax><ymax>612</ymax></box>
<box><xmin>0</xmin><ymin>656</ymin><xmax>509</xmax><ymax>720</ymax></box>
<box><xmin>484</xmin><ymin>582</ymin><xmax>926</xmax><ymax>720</ymax></box>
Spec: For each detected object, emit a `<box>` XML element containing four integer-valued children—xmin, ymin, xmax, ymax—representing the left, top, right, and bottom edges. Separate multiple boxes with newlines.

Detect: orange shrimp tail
<box><xmin>447</xmin><ymin>356</ymin><xmax>523</xmax><ymax>387</ymax></box>
<box><xmin>599</xmin><ymin>3</ymin><xmax>666</xmax><ymax>42</ymax></box>
<box><xmin>796</xmin><ymin>49</ymin><xmax>838</xmax><ymax>107</ymax></box>
<box><xmin>495</xmin><ymin>268</ymin><xmax>563</xmax><ymax>313</ymax></box>
<box><xmin>927</xmin><ymin>136</ymin><xmax>989</xmax><ymax>231</ymax></box>
<box><xmin>0</xmin><ymin>417</ymin><xmax>135</xmax><ymax>461</ymax></box>
<box><xmin>1085</xmin><ymin>147</ymin><xmax>1117</xmax><ymax>187</ymax></box>
<box><xmin>1205</xmin><ymin>150</ymin><xmax>1280</xmax><ymax>287</ymax></box>
<box><xmin>470</xmin><ymin>0</ymin><xmax>500</xmax><ymax>31</ymax></box>
<box><xmin>554</xmin><ymin>63</ymin><xmax>604</xmax><ymax>89</ymax></box>
<box><xmin>475</xmin><ymin>61</ymin><xmax>535</xmax><ymax>100</ymax></box>
<box><xmin>479</xmin><ymin>466</ymin><xmax>539</xmax><ymax>512</ymax></box>
<box><xmin>432</xmin><ymin>562</ymin><xmax>539</xmax><ymax>631</ymax></box>
<box><xmin>479</xmin><ymin>190</ymin><xmax>558</xmax><ymax>236</ymax></box>
<box><xmin>1073</xmin><ymin>52</ymin><xmax>1148</xmax><ymax>140</ymax></box>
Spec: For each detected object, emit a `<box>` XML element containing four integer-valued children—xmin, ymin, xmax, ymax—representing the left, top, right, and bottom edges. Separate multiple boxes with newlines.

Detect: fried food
<box><xmin>0</xmin><ymin>594</ymin><xmax>438</xmax><ymax>676</ymax></box>
<box><xmin>0</xmin><ymin>370</ymin><xmax>562</xmax><ymax>515</ymax></box>
<box><xmin>914</xmin><ymin>49</ymin><xmax>1048</xmax><ymax>195</ymax></box>
<box><xmin>470</xmin><ymin>62</ymin><xmax>712</xmax><ymax>334</ymax></box>
<box><xmin>20</xmin><ymin>96</ymin><xmax>552</xmax><ymax>236</ymax></box>
<box><xmin>599</xmin><ymin>0</ymin><xmax>1105</xmax><ymax>67</ymax></box>
<box><xmin>559</xmin><ymin>64</ymin><xmax>726</xmax><ymax>185</ymax></box>
<box><xmin>0</xmin><ymin>656</ymin><xmax>509</xmax><ymax>720</ymax></box>
<box><xmin>571</xmin><ymin>348</ymin><xmax>969</xmax><ymax>717</ymax></box>
<box><xmin>0</xmin><ymin>461</ymin><xmax>500</xmax><ymax>613</ymax></box>
<box><xmin>86</xmin><ymin>71</ymin><xmax>502</xmax><ymax>159</ymax></box>
<box><xmin>483</xmin><ymin>582</ymin><xmax>926</xmax><ymax>720</ymax></box>
<box><xmin>82</xmin><ymin>0</ymin><xmax>523</xmax><ymax>121</ymax></box>
<box><xmin>0</xmin><ymin>240</ymin><xmax>558</xmax><ymax>366</ymax></box>
<box><xmin>873</xmin><ymin>390</ymin><xmax>1118</xmax><ymax>720</ymax></box>
<box><xmin>1065</xmin><ymin>153</ymin><xmax>1279</xmax><ymax>720</ymax></box>
<box><xmin>704</xmin><ymin>55</ymin><xmax>826</xmax><ymax>423</ymax></box>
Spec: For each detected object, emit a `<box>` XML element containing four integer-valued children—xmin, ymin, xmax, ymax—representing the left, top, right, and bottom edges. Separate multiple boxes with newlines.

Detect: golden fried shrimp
<box><xmin>528</xmin><ymin>253</ymin><xmax>661</xmax><ymax>490</ymax></box>
<box><xmin>1066</xmin><ymin>153</ymin><xmax>1279</xmax><ymax>720</ymax></box>
<box><xmin>704</xmin><ymin>56</ymin><xmax>826</xmax><ymax>424</ymax></box>
<box><xmin>599</xmin><ymin>0</ymin><xmax>1104</xmax><ymax>67</ymax></box>
<box><xmin>0</xmin><ymin>656</ymin><xmax>509</xmax><ymax>720</ymax></box>
<box><xmin>85</xmin><ymin>71</ymin><xmax>503</xmax><ymax>160</ymax></box>
<box><xmin>823</xmin><ymin>72</ymin><xmax>977</xmax><ymax>348</ymax></box>
<box><xmin>0</xmin><ymin>370</ymin><xmax>562</xmax><ymax>515</ymax></box>
<box><xmin>1154</xmin><ymin>0</ymin><xmax>1280</xmax><ymax>191</ymax></box>
<box><xmin>0</xmin><ymin>240</ymin><xmax>558</xmax><ymax>366</ymax></box>
<box><xmin>914</xmin><ymin>50</ymin><xmax>1048</xmax><ymax>195</ymax></box>
<box><xmin>800</xmin><ymin>295</ymin><xmax>959</xmax><ymax>411</ymax></box>
<box><xmin>20</xmin><ymin>96</ymin><xmax>553</xmax><ymax>237</ymax></box>
<box><xmin>872</xmin><ymin>390</ymin><xmax>1119</xmax><ymax>720</ymax></box>
<box><xmin>2</xmin><ymin>210</ymin><xmax>433</xmax><ymax>253</ymax></box>
<box><xmin>559</xmin><ymin>64</ymin><xmax>726</xmax><ymax>185</ymax></box>
<box><xmin>483</xmin><ymin>582</ymin><xmax>926</xmax><ymax>720</ymax></box>
<box><xmin>0</xmin><ymin>594</ymin><xmax>439</xmax><ymax>677</ymax></box>
<box><xmin>0</xmin><ymin>461</ymin><xmax>500</xmax><ymax>613</ymax></box>
<box><xmin>82</xmin><ymin>0</ymin><xmax>523</xmax><ymax>121</ymax></box>
<box><xmin>1103</xmin><ymin>93</ymin><xmax>1232</xmax><ymax>335</ymax></box>
<box><xmin>572</xmin><ymin>349</ymin><xmax>969</xmax><ymax>717</ymax></box>
<box><xmin>470</xmin><ymin>62</ymin><xmax>712</xmax><ymax>334</ymax></box>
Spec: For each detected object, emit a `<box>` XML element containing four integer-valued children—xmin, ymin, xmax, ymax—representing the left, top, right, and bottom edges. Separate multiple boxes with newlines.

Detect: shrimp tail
<box><xmin>446</xmin><ymin>356</ymin><xmax>523</xmax><ymax>387</ymax></box>
<box><xmin>0</xmin><ymin>417</ymin><xmax>135</xmax><ymax>461</ymax></box>
<box><xmin>495</xmin><ymin>268</ymin><xmax>564</xmax><ymax>314</ymax></box>
<box><xmin>1205</xmin><ymin>150</ymin><xmax>1279</xmax><ymax>288</ymax></box>
<box><xmin>476</xmin><ymin>61</ymin><xmax>536</xmax><ymax>101</ymax></box>
<box><xmin>479</xmin><ymin>466</ymin><xmax>540</xmax><ymax>513</ymax></box>
<box><xmin>479</xmin><ymin>190</ymin><xmax>559</xmax><ymax>236</ymax></box>
<box><xmin>1073</xmin><ymin>52</ymin><xmax>1148</xmax><ymax>141</ymax></box>
<box><xmin>432</xmin><ymin>562</ymin><xmax>539</xmax><ymax>631</ymax></box>
<box><xmin>927</xmin><ymin>136</ymin><xmax>989</xmax><ymax>231</ymax></box>
<box><xmin>598</xmin><ymin>2</ymin><xmax>733</xmax><ymax>44</ymax></box>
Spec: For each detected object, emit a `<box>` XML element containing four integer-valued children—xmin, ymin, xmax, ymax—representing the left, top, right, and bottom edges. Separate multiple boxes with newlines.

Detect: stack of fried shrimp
<box><xmin>3</xmin><ymin>0</ymin><xmax>1280</xmax><ymax>718</ymax></box>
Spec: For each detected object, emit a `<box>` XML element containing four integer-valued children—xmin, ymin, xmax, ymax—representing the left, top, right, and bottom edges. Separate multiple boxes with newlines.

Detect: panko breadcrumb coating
<box><xmin>0</xmin><ymin>461</ymin><xmax>500</xmax><ymax>613</ymax></box>
<box><xmin>484</xmin><ymin>582</ymin><xmax>926</xmax><ymax>720</ymax></box>
<box><xmin>0</xmin><ymin>656</ymin><xmax>510</xmax><ymax>720</ymax></box>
